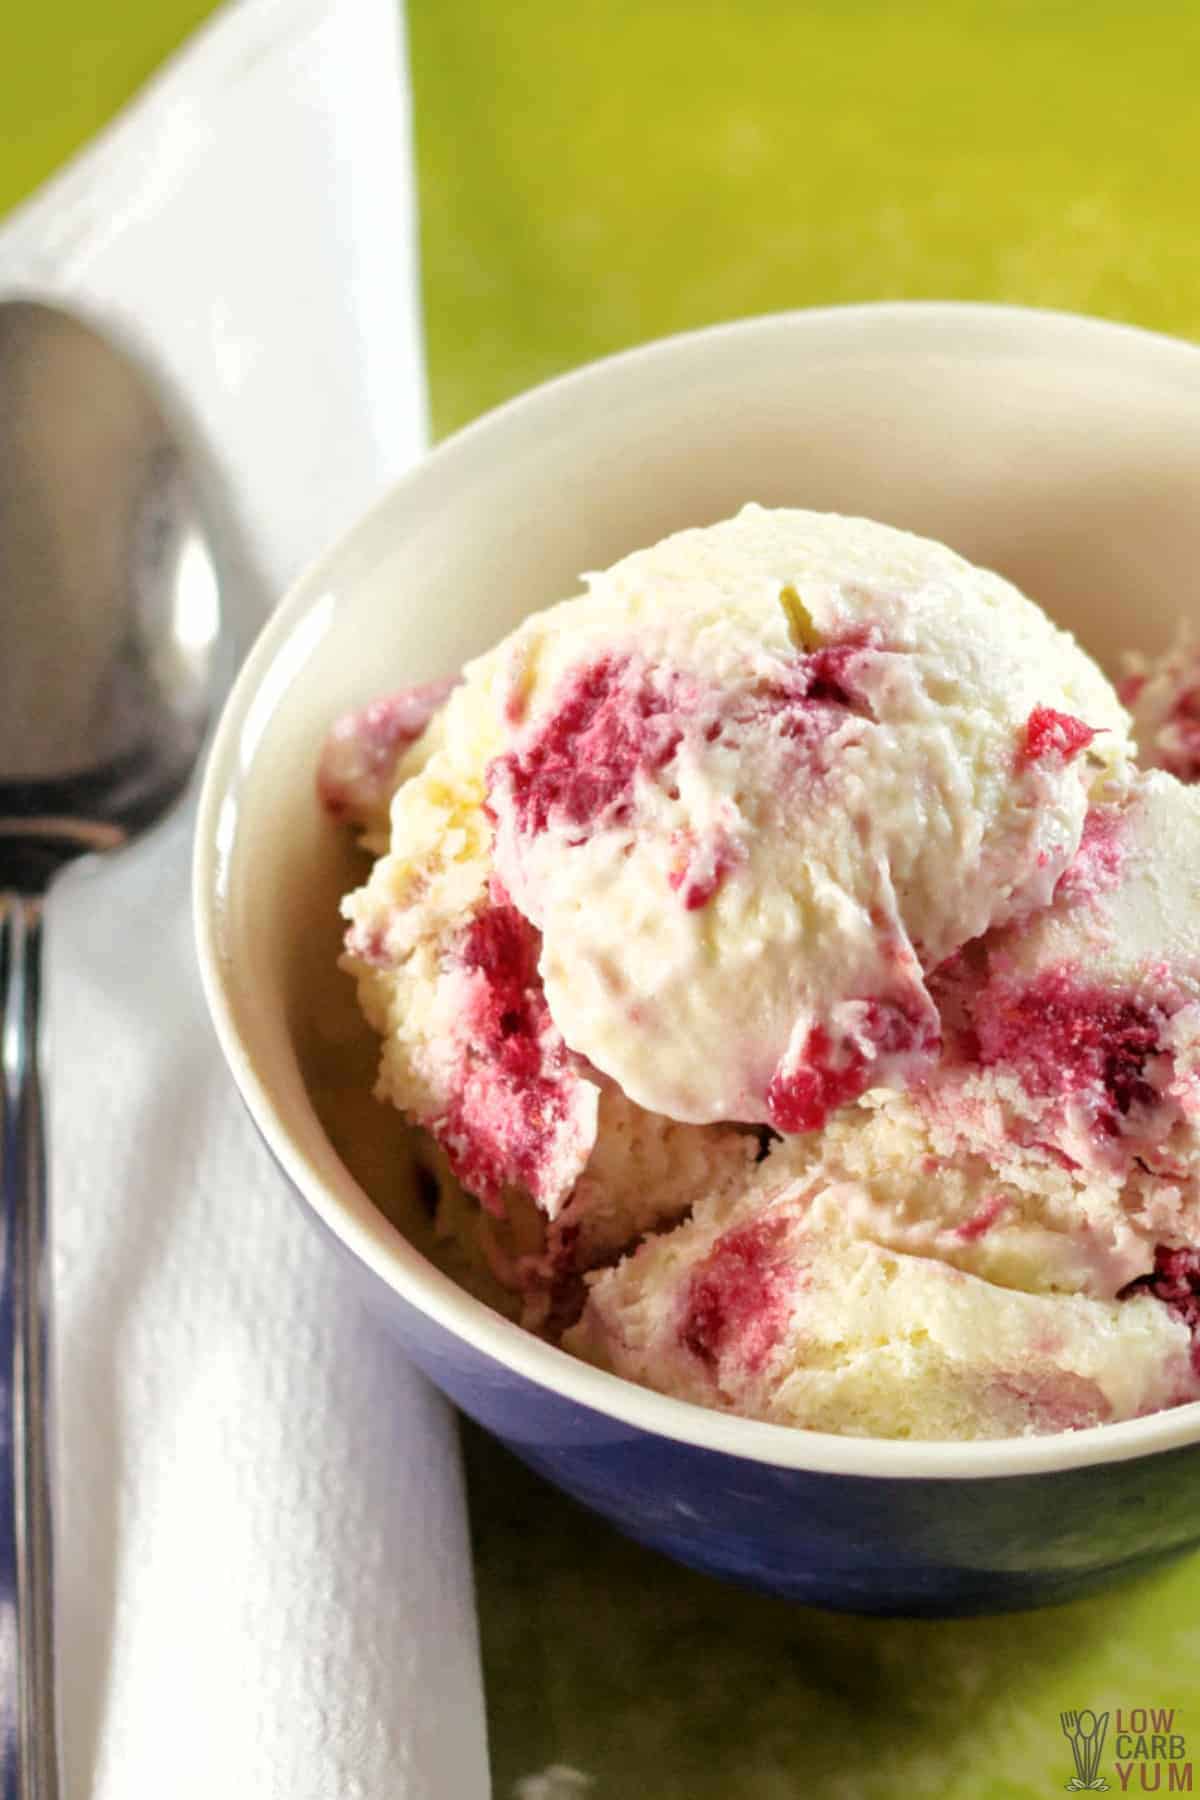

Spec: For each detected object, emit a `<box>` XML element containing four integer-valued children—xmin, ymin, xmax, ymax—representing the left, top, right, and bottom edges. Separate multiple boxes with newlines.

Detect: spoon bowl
<box><xmin>0</xmin><ymin>298</ymin><xmax>221</xmax><ymax>1797</ymax></box>
<box><xmin>0</xmin><ymin>301</ymin><xmax>218</xmax><ymax>876</ymax></box>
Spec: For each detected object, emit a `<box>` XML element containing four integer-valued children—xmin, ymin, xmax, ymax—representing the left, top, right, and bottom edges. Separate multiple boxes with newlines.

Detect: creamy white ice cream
<box><xmin>566</xmin><ymin>1130</ymin><xmax>1200</xmax><ymax>1440</ymax></box>
<box><xmin>322</xmin><ymin>505</ymin><xmax>1200</xmax><ymax>1441</ymax></box>
<box><xmin>484</xmin><ymin>506</ymin><xmax>1130</xmax><ymax>1129</ymax></box>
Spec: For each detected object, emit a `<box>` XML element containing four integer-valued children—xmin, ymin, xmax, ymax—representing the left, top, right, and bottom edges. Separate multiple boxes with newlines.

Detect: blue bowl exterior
<box><xmin>280</xmin><ymin>1150</ymin><xmax>1200</xmax><ymax>1618</ymax></box>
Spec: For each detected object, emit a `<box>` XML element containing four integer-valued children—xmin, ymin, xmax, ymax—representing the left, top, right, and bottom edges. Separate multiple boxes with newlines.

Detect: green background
<box><xmin>6</xmin><ymin>5</ymin><xmax>1200</xmax><ymax>1796</ymax></box>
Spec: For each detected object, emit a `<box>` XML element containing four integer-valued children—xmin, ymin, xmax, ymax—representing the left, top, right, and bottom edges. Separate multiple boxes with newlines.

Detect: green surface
<box><xmin>8</xmin><ymin>6</ymin><xmax>1200</xmax><ymax>1796</ymax></box>
<box><xmin>409</xmin><ymin>0</ymin><xmax>1200</xmax><ymax>438</ymax></box>
<box><xmin>469</xmin><ymin>1426</ymin><xmax>1200</xmax><ymax>1800</ymax></box>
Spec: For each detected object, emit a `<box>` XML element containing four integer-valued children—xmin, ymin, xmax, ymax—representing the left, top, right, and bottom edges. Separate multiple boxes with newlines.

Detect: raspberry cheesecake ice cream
<box><xmin>479</xmin><ymin>507</ymin><xmax>1127</xmax><ymax>1131</ymax></box>
<box><xmin>317</xmin><ymin>505</ymin><xmax>1200</xmax><ymax>1437</ymax></box>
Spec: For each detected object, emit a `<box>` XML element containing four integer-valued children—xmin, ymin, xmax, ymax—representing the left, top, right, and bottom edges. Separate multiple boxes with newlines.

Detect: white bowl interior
<box><xmin>198</xmin><ymin>303</ymin><xmax>1200</xmax><ymax>1478</ymax></box>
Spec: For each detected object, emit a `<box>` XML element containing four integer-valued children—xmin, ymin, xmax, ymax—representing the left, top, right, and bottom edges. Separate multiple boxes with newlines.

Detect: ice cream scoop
<box><xmin>344</xmin><ymin>507</ymin><xmax>1131</xmax><ymax>1187</ymax></box>
<box><xmin>484</xmin><ymin>508</ymin><xmax>1132</xmax><ymax>1130</ymax></box>
<box><xmin>565</xmin><ymin>1136</ymin><xmax>1200</xmax><ymax>1440</ymax></box>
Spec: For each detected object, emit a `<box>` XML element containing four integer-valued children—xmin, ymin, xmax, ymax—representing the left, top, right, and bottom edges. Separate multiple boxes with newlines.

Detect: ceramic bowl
<box><xmin>195</xmin><ymin>302</ymin><xmax>1200</xmax><ymax>1616</ymax></box>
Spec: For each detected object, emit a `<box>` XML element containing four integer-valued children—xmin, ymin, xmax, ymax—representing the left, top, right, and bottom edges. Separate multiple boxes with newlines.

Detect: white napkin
<box><xmin>0</xmin><ymin>4</ymin><xmax>490</xmax><ymax>1796</ymax></box>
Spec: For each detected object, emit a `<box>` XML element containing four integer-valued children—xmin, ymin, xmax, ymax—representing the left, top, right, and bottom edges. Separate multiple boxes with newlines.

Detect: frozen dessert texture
<box><xmin>317</xmin><ymin>677</ymin><xmax>457</xmax><ymax>848</ymax></box>
<box><xmin>916</xmin><ymin>773</ymin><xmax>1200</xmax><ymax>1197</ymax></box>
<box><xmin>565</xmin><ymin>1133</ymin><xmax>1200</xmax><ymax>1439</ymax></box>
<box><xmin>417</xmin><ymin>1090</ymin><xmax>758</xmax><ymax>1333</ymax></box>
<box><xmin>1123</xmin><ymin>630</ymin><xmax>1200</xmax><ymax>785</ymax></box>
<box><xmin>321</xmin><ymin>504</ymin><xmax>1200</xmax><ymax>1439</ymax></box>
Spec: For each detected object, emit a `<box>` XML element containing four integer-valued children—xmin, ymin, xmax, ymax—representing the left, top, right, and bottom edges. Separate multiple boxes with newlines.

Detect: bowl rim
<box><xmin>195</xmin><ymin>298</ymin><xmax>1200</xmax><ymax>1483</ymax></box>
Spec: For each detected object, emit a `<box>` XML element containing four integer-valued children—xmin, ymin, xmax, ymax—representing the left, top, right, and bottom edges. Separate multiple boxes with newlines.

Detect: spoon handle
<box><xmin>0</xmin><ymin>895</ymin><xmax>60</xmax><ymax>1800</ymax></box>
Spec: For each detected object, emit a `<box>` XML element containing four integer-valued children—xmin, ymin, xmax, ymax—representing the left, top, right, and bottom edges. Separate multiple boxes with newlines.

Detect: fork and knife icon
<box><xmin>1061</xmin><ymin>1710</ymin><xmax>1111</xmax><ymax>1791</ymax></box>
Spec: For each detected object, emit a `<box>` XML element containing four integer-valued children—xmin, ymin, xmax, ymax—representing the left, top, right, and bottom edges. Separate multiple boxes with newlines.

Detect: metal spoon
<box><xmin>0</xmin><ymin>300</ymin><xmax>221</xmax><ymax>1800</ymax></box>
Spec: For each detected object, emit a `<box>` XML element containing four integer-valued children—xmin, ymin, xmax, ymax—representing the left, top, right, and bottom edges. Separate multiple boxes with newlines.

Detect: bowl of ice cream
<box><xmin>195</xmin><ymin>302</ymin><xmax>1200</xmax><ymax>1615</ymax></box>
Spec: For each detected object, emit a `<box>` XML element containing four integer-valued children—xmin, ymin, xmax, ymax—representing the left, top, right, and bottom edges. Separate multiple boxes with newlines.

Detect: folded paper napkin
<box><xmin>0</xmin><ymin>3</ymin><xmax>489</xmax><ymax>1795</ymax></box>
